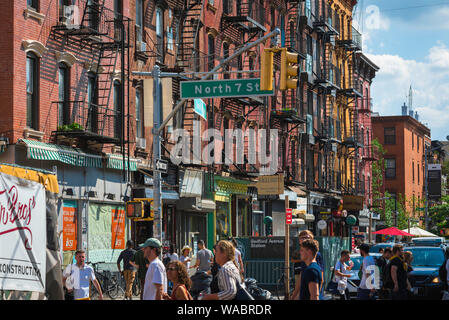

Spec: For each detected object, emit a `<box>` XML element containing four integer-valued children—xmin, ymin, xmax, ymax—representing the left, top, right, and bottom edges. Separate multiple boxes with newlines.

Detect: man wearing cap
<box><xmin>141</xmin><ymin>238</ymin><xmax>168</xmax><ymax>300</ymax></box>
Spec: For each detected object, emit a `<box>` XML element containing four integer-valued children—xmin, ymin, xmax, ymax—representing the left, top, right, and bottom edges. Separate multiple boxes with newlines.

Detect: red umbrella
<box><xmin>372</xmin><ymin>227</ymin><xmax>414</xmax><ymax>237</ymax></box>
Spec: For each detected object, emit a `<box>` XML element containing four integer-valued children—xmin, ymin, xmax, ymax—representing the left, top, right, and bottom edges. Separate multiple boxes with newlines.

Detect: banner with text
<box><xmin>0</xmin><ymin>172</ymin><xmax>46</xmax><ymax>293</ymax></box>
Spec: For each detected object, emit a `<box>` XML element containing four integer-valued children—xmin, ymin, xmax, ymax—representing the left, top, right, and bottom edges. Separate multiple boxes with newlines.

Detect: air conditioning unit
<box><xmin>140</xmin><ymin>41</ymin><xmax>147</xmax><ymax>52</ymax></box>
<box><xmin>136</xmin><ymin>137</ymin><xmax>146</xmax><ymax>149</ymax></box>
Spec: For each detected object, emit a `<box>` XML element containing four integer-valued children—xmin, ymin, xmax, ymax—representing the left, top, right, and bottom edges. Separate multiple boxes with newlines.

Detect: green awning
<box><xmin>19</xmin><ymin>139</ymin><xmax>102</xmax><ymax>168</ymax></box>
<box><xmin>106</xmin><ymin>154</ymin><xmax>139</xmax><ymax>171</ymax></box>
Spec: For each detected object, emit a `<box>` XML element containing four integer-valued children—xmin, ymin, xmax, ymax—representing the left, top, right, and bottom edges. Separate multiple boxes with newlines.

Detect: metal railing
<box><xmin>352</xmin><ymin>26</ymin><xmax>362</xmax><ymax>50</ymax></box>
<box><xmin>52</xmin><ymin>100</ymin><xmax>120</xmax><ymax>140</ymax></box>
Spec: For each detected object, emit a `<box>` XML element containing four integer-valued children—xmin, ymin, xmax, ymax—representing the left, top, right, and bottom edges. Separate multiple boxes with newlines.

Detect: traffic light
<box><xmin>280</xmin><ymin>48</ymin><xmax>299</xmax><ymax>91</ymax></box>
<box><xmin>260</xmin><ymin>49</ymin><xmax>274</xmax><ymax>91</ymax></box>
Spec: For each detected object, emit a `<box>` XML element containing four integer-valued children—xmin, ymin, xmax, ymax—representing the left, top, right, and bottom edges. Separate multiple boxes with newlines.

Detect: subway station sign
<box><xmin>180</xmin><ymin>78</ymin><xmax>274</xmax><ymax>99</ymax></box>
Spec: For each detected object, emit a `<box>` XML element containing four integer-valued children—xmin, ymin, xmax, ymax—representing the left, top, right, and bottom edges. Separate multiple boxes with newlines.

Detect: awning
<box><xmin>288</xmin><ymin>186</ymin><xmax>307</xmax><ymax>197</ymax></box>
<box><xmin>106</xmin><ymin>154</ymin><xmax>139</xmax><ymax>171</ymax></box>
<box><xmin>177</xmin><ymin>197</ymin><xmax>216</xmax><ymax>213</ymax></box>
<box><xmin>19</xmin><ymin>139</ymin><xmax>102</xmax><ymax>168</ymax></box>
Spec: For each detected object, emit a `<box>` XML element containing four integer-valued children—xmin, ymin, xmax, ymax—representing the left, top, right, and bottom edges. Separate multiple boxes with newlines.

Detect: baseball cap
<box><xmin>139</xmin><ymin>238</ymin><xmax>162</xmax><ymax>249</ymax></box>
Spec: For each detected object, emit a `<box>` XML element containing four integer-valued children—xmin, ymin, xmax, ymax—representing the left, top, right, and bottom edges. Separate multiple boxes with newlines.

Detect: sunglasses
<box><xmin>167</xmin><ymin>267</ymin><xmax>178</xmax><ymax>271</ymax></box>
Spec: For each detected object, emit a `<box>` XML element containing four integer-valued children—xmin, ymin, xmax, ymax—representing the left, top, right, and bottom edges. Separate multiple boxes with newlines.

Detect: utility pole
<box><xmin>284</xmin><ymin>195</ymin><xmax>290</xmax><ymax>300</ymax></box>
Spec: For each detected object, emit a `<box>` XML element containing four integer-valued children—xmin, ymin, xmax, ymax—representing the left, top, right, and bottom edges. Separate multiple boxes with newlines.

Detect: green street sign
<box><xmin>180</xmin><ymin>78</ymin><xmax>274</xmax><ymax>99</ymax></box>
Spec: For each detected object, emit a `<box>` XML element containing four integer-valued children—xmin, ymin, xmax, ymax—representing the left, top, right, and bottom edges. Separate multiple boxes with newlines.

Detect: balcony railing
<box><xmin>223</xmin><ymin>0</ymin><xmax>266</xmax><ymax>32</ymax></box>
<box><xmin>52</xmin><ymin>101</ymin><xmax>121</xmax><ymax>144</ymax></box>
<box><xmin>352</xmin><ymin>26</ymin><xmax>362</xmax><ymax>50</ymax></box>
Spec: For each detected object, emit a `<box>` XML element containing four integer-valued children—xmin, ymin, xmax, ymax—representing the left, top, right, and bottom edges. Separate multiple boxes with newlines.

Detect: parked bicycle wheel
<box><xmin>132</xmin><ymin>277</ymin><xmax>141</xmax><ymax>297</ymax></box>
<box><xmin>106</xmin><ymin>275</ymin><xmax>125</xmax><ymax>299</ymax></box>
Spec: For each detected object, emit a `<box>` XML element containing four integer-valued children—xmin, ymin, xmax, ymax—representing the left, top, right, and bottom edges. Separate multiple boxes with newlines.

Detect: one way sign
<box><xmin>155</xmin><ymin>159</ymin><xmax>168</xmax><ymax>173</ymax></box>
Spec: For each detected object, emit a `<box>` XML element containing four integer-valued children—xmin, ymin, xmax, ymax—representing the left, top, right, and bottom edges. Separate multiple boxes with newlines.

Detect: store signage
<box><xmin>358</xmin><ymin>218</ymin><xmax>370</xmax><ymax>227</ymax></box>
<box><xmin>0</xmin><ymin>172</ymin><xmax>46</xmax><ymax>293</ymax></box>
<box><xmin>286</xmin><ymin>208</ymin><xmax>292</xmax><ymax>225</ymax></box>
<box><xmin>343</xmin><ymin>195</ymin><xmax>364</xmax><ymax>211</ymax></box>
<box><xmin>317</xmin><ymin>220</ymin><xmax>327</xmax><ymax>230</ymax></box>
<box><xmin>62</xmin><ymin>204</ymin><xmax>77</xmax><ymax>251</ymax></box>
<box><xmin>255</xmin><ymin>174</ymin><xmax>284</xmax><ymax>195</ymax></box>
<box><xmin>352</xmin><ymin>226</ymin><xmax>359</xmax><ymax>234</ymax></box>
<box><xmin>112</xmin><ymin>208</ymin><xmax>126</xmax><ymax>249</ymax></box>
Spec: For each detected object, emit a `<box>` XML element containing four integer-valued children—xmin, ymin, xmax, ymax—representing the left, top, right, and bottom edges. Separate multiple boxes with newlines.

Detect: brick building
<box><xmin>372</xmin><ymin>113</ymin><xmax>431</xmax><ymax>222</ymax></box>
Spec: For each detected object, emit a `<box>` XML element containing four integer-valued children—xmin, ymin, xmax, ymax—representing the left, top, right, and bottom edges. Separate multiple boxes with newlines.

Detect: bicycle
<box><xmin>274</xmin><ymin>267</ymin><xmax>295</xmax><ymax>300</ymax></box>
<box><xmin>88</xmin><ymin>261</ymin><xmax>125</xmax><ymax>300</ymax></box>
<box><xmin>132</xmin><ymin>275</ymin><xmax>141</xmax><ymax>297</ymax></box>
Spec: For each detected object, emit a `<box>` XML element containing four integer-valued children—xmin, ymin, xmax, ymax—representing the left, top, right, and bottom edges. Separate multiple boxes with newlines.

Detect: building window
<box><xmin>26</xmin><ymin>52</ymin><xmax>39</xmax><ymax>130</ymax></box>
<box><xmin>135</xmin><ymin>87</ymin><xmax>143</xmax><ymax>138</ymax></box>
<box><xmin>114</xmin><ymin>0</ymin><xmax>123</xmax><ymax>39</ymax></box>
<box><xmin>208</xmin><ymin>34</ymin><xmax>215</xmax><ymax>71</ymax></box>
<box><xmin>136</xmin><ymin>0</ymin><xmax>143</xmax><ymax>46</ymax></box>
<box><xmin>384</xmin><ymin>127</ymin><xmax>396</xmax><ymax>145</ymax></box>
<box><xmin>87</xmin><ymin>72</ymin><xmax>98</xmax><ymax>133</ymax></box>
<box><xmin>28</xmin><ymin>0</ymin><xmax>39</xmax><ymax>11</ymax></box>
<box><xmin>385</xmin><ymin>158</ymin><xmax>396</xmax><ymax>179</ymax></box>
<box><xmin>114</xmin><ymin>80</ymin><xmax>123</xmax><ymax>139</ymax></box>
<box><xmin>416</xmin><ymin>162</ymin><xmax>420</xmax><ymax>184</ymax></box>
<box><xmin>417</xmin><ymin>136</ymin><xmax>420</xmax><ymax>152</ymax></box>
<box><xmin>223</xmin><ymin>0</ymin><xmax>231</xmax><ymax>15</ymax></box>
<box><xmin>223</xmin><ymin>42</ymin><xmax>229</xmax><ymax>79</ymax></box>
<box><xmin>58</xmin><ymin>62</ymin><xmax>70</xmax><ymax>126</ymax></box>
<box><xmin>156</xmin><ymin>7</ymin><xmax>164</xmax><ymax>59</ymax></box>
<box><xmin>412</xmin><ymin>161</ymin><xmax>415</xmax><ymax>183</ymax></box>
<box><xmin>87</xmin><ymin>0</ymin><xmax>99</xmax><ymax>31</ymax></box>
<box><xmin>412</xmin><ymin>132</ymin><xmax>414</xmax><ymax>149</ymax></box>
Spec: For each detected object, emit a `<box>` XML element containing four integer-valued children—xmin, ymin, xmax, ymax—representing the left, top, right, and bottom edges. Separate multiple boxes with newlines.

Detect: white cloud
<box><xmin>366</xmin><ymin>44</ymin><xmax>449</xmax><ymax>139</ymax></box>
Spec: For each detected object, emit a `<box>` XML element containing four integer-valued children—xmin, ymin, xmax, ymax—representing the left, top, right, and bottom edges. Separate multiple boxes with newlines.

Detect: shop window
<box><xmin>216</xmin><ymin>201</ymin><xmax>230</xmax><ymax>240</ymax></box>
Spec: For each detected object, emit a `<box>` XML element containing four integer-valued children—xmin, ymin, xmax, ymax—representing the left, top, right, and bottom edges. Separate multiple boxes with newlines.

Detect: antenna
<box><xmin>408</xmin><ymin>84</ymin><xmax>413</xmax><ymax>110</ymax></box>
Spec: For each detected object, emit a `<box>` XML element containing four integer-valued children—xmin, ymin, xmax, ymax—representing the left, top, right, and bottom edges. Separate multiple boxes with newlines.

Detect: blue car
<box><xmin>404</xmin><ymin>246</ymin><xmax>448</xmax><ymax>300</ymax></box>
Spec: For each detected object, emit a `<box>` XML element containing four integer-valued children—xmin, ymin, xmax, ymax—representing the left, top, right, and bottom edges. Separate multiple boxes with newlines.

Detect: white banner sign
<box><xmin>0</xmin><ymin>172</ymin><xmax>46</xmax><ymax>293</ymax></box>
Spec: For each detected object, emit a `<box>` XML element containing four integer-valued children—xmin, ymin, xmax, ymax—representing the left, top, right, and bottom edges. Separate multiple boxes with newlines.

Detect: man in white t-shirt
<box><xmin>334</xmin><ymin>250</ymin><xmax>353</xmax><ymax>300</ymax></box>
<box><xmin>357</xmin><ymin>243</ymin><xmax>376</xmax><ymax>300</ymax></box>
<box><xmin>62</xmin><ymin>249</ymin><xmax>103</xmax><ymax>300</ymax></box>
<box><xmin>141</xmin><ymin>238</ymin><xmax>167</xmax><ymax>300</ymax></box>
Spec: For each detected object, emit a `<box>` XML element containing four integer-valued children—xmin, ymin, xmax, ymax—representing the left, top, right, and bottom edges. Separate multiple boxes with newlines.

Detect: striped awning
<box><xmin>19</xmin><ymin>139</ymin><xmax>102</xmax><ymax>168</ymax></box>
<box><xmin>106</xmin><ymin>154</ymin><xmax>139</xmax><ymax>171</ymax></box>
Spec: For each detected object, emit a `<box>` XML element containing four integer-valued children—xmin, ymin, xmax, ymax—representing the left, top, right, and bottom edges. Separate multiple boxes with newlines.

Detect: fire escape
<box><xmin>265</xmin><ymin>1</ymin><xmax>307</xmax><ymax>185</ymax></box>
<box><xmin>305</xmin><ymin>0</ymin><xmax>341</xmax><ymax>193</ymax></box>
<box><xmin>51</xmin><ymin>0</ymin><xmax>131</xmax><ymax>153</ymax></box>
<box><xmin>336</xmin><ymin>24</ymin><xmax>363</xmax><ymax>196</ymax></box>
<box><xmin>217</xmin><ymin>0</ymin><xmax>268</xmax><ymax>177</ymax></box>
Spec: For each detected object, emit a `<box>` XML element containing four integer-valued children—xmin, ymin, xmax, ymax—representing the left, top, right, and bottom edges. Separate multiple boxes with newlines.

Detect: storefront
<box><xmin>5</xmin><ymin>140</ymin><xmax>138</xmax><ymax>266</ymax></box>
<box><xmin>213</xmin><ymin>175</ymin><xmax>251</xmax><ymax>242</ymax></box>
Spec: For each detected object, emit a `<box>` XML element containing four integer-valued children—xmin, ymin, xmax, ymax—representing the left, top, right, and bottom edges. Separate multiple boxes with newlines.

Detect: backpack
<box><xmin>439</xmin><ymin>258</ymin><xmax>448</xmax><ymax>291</ymax></box>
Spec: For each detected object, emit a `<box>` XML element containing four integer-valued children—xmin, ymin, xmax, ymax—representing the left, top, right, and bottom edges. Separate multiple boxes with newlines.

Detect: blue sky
<box><xmin>353</xmin><ymin>0</ymin><xmax>449</xmax><ymax>140</ymax></box>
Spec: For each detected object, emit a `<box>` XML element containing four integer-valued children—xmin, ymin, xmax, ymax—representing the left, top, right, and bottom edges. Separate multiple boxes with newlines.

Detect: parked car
<box><xmin>338</xmin><ymin>253</ymin><xmax>382</xmax><ymax>299</ymax></box>
<box><xmin>404</xmin><ymin>246</ymin><xmax>448</xmax><ymax>300</ymax></box>
<box><xmin>369</xmin><ymin>243</ymin><xmax>395</xmax><ymax>253</ymax></box>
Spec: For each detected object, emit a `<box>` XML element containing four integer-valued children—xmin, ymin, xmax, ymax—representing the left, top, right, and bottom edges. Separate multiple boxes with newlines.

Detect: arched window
<box><xmin>87</xmin><ymin>72</ymin><xmax>98</xmax><ymax>133</ymax></box>
<box><xmin>26</xmin><ymin>52</ymin><xmax>39</xmax><ymax>130</ymax></box>
<box><xmin>135</xmin><ymin>86</ymin><xmax>144</xmax><ymax>138</ymax></box>
<box><xmin>58</xmin><ymin>62</ymin><xmax>70</xmax><ymax>126</ymax></box>
<box><xmin>156</xmin><ymin>6</ymin><xmax>164</xmax><ymax>59</ymax></box>
<box><xmin>114</xmin><ymin>80</ymin><xmax>123</xmax><ymax>139</ymax></box>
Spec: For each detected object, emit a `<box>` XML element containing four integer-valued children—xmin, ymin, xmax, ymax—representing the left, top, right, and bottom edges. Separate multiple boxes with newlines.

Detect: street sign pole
<box><xmin>285</xmin><ymin>195</ymin><xmax>290</xmax><ymax>300</ymax></box>
<box><xmin>153</xmin><ymin>65</ymin><xmax>163</xmax><ymax>244</ymax></box>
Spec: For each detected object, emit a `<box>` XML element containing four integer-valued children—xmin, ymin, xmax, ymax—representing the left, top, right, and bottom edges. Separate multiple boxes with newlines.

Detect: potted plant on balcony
<box><xmin>55</xmin><ymin>122</ymin><xmax>84</xmax><ymax>146</ymax></box>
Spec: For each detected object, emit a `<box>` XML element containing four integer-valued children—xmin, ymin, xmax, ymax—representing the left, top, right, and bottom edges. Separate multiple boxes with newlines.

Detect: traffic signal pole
<box><xmin>133</xmin><ymin>28</ymin><xmax>281</xmax><ymax>244</ymax></box>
